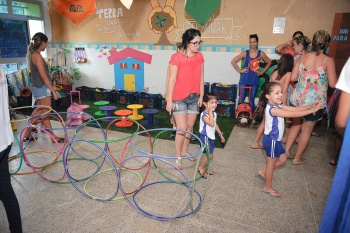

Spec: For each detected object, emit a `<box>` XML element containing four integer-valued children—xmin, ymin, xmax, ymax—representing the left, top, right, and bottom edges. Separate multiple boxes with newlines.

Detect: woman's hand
<box><xmin>220</xmin><ymin>135</ymin><xmax>225</xmax><ymax>143</ymax></box>
<box><xmin>53</xmin><ymin>91</ymin><xmax>60</xmax><ymax>100</ymax></box>
<box><xmin>240</xmin><ymin>67</ymin><xmax>249</xmax><ymax>74</ymax></box>
<box><xmin>166</xmin><ymin>101</ymin><xmax>173</xmax><ymax>115</ymax></box>
<box><xmin>197</xmin><ymin>96</ymin><xmax>203</xmax><ymax>108</ymax></box>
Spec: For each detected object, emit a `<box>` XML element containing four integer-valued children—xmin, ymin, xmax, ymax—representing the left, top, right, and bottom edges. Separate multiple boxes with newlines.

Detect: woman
<box><xmin>231</xmin><ymin>34</ymin><xmax>272</xmax><ymax>111</ymax></box>
<box><xmin>275</xmin><ymin>31</ymin><xmax>304</xmax><ymax>56</ymax></box>
<box><xmin>166</xmin><ymin>28</ymin><xmax>204</xmax><ymax>170</ymax></box>
<box><xmin>23</xmin><ymin>32</ymin><xmax>63</xmax><ymax>142</ymax></box>
<box><xmin>0</xmin><ymin>66</ymin><xmax>23</xmax><ymax>232</ymax></box>
<box><xmin>285</xmin><ymin>30</ymin><xmax>337</xmax><ymax>165</ymax></box>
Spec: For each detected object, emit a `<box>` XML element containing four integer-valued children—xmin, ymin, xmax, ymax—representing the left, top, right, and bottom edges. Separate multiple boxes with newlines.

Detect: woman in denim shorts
<box><xmin>23</xmin><ymin>32</ymin><xmax>63</xmax><ymax>143</ymax></box>
<box><xmin>166</xmin><ymin>28</ymin><xmax>205</xmax><ymax>169</ymax></box>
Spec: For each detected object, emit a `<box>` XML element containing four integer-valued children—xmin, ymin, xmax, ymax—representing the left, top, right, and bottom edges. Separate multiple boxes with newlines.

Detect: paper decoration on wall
<box><xmin>54</xmin><ymin>0</ymin><xmax>96</xmax><ymax>25</ymax></box>
<box><xmin>185</xmin><ymin>0</ymin><xmax>221</xmax><ymax>26</ymax></box>
<box><xmin>97</xmin><ymin>45</ymin><xmax>115</xmax><ymax>58</ymax></box>
<box><xmin>74</xmin><ymin>48</ymin><xmax>87</xmax><ymax>63</ymax></box>
<box><xmin>148</xmin><ymin>0</ymin><xmax>178</xmax><ymax>45</ymax></box>
<box><xmin>107</xmin><ymin>48</ymin><xmax>152</xmax><ymax>92</ymax></box>
<box><xmin>120</xmin><ymin>0</ymin><xmax>133</xmax><ymax>10</ymax></box>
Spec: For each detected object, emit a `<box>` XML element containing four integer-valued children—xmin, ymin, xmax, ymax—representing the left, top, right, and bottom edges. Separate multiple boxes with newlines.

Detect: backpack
<box><xmin>235</xmin><ymin>103</ymin><xmax>253</xmax><ymax>127</ymax></box>
<box><xmin>235</xmin><ymin>86</ymin><xmax>253</xmax><ymax>127</ymax></box>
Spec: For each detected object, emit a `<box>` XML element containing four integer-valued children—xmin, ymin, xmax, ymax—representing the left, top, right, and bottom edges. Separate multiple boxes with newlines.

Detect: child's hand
<box><xmin>312</xmin><ymin>101</ymin><xmax>324</xmax><ymax>111</ymax></box>
<box><xmin>220</xmin><ymin>135</ymin><xmax>225</xmax><ymax>143</ymax></box>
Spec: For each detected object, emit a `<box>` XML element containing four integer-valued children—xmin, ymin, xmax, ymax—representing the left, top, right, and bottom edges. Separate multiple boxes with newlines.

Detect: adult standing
<box><xmin>330</xmin><ymin>57</ymin><xmax>350</xmax><ymax>165</ymax></box>
<box><xmin>166</xmin><ymin>28</ymin><xmax>204</xmax><ymax>169</ymax></box>
<box><xmin>231</xmin><ymin>34</ymin><xmax>271</xmax><ymax>111</ymax></box>
<box><xmin>23</xmin><ymin>32</ymin><xmax>63</xmax><ymax>143</ymax></box>
<box><xmin>0</xmin><ymin>66</ymin><xmax>23</xmax><ymax>232</ymax></box>
<box><xmin>275</xmin><ymin>31</ymin><xmax>304</xmax><ymax>56</ymax></box>
<box><xmin>285</xmin><ymin>30</ymin><xmax>337</xmax><ymax>165</ymax></box>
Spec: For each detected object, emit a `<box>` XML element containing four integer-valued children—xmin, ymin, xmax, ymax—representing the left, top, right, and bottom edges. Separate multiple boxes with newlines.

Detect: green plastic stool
<box><xmin>94</xmin><ymin>101</ymin><xmax>110</xmax><ymax>116</ymax></box>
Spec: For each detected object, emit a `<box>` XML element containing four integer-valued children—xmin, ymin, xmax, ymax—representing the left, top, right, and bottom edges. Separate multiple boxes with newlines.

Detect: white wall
<box><xmin>46</xmin><ymin>47</ymin><xmax>280</xmax><ymax>95</ymax></box>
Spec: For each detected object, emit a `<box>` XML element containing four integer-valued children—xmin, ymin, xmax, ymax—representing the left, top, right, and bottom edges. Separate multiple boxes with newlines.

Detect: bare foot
<box><xmin>286</xmin><ymin>153</ymin><xmax>295</xmax><ymax>159</ymax></box>
<box><xmin>292</xmin><ymin>158</ymin><xmax>307</xmax><ymax>165</ymax></box>
<box><xmin>175</xmin><ymin>157</ymin><xmax>182</xmax><ymax>170</ymax></box>
<box><xmin>250</xmin><ymin>144</ymin><xmax>264</xmax><ymax>149</ymax></box>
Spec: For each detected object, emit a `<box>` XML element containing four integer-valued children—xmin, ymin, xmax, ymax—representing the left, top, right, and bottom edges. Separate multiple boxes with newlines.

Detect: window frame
<box><xmin>0</xmin><ymin>0</ymin><xmax>45</xmax><ymax>69</ymax></box>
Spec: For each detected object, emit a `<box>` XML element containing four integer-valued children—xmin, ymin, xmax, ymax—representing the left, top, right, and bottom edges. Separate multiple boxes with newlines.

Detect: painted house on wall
<box><xmin>107</xmin><ymin>48</ymin><xmax>152</xmax><ymax>92</ymax></box>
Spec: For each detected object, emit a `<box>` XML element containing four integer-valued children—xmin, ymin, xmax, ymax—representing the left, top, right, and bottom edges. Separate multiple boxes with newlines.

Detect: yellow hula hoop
<box><xmin>10</xmin><ymin>105</ymin><xmax>53</xmax><ymax>123</ymax></box>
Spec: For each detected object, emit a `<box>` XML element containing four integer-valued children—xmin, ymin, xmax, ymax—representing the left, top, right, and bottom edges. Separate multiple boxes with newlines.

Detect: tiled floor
<box><xmin>1</xmin><ymin>119</ymin><xmax>336</xmax><ymax>233</ymax></box>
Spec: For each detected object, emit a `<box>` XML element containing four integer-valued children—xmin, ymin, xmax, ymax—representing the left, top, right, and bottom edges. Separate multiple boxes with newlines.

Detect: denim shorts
<box><xmin>30</xmin><ymin>84</ymin><xmax>52</xmax><ymax>100</ymax></box>
<box><xmin>172</xmin><ymin>93</ymin><xmax>199</xmax><ymax>115</ymax></box>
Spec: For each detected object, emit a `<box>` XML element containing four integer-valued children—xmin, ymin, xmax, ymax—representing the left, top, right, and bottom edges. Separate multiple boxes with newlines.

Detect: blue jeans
<box><xmin>0</xmin><ymin>144</ymin><xmax>22</xmax><ymax>233</ymax></box>
<box><xmin>238</xmin><ymin>84</ymin><xmax>258</xmax><ymax>111</ymax></box>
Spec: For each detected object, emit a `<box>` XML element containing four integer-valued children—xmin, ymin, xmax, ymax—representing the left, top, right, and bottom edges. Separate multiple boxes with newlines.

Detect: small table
<box><xmin>142</xmin><ymin>109</ymin><xmax>159</xmax><ymax>126</ymax></box>
<box><xmin>100</xmin><ymin>106</ymin><xmax>117</xmax><ymax>122</ymax></box>
<box><xmin>94</xmin><ymin>101</ymin><xmax>110</xmax><ymax>116</ymax></box>
<box><xmin>127</xmin><ymin>104</ymin><xmax>144</xmax><ymax>120</ymax></box>
<box><xmin>114</xmin><ymin>109</ymin><xmax>133</xmax><ymax>127</ymax></box>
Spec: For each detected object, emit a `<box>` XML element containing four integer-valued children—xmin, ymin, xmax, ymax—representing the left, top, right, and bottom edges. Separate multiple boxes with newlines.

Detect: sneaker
<box><xmin>170</xmin><ymin>131</ymin><xmax>176</xmax><ymax>138</ymax></box>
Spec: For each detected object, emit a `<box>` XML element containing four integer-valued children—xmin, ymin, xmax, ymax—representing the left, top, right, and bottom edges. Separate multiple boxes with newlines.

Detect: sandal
<box><xmin>175</xmin><ymin>157</ymin><xmax>182</xmax><ymax>170</ymax></box>
<box><xmin>52</xmin><ymin>137</ymin><xmax>65</xmax><ymax>143</ymax></box>
<box><xmin>292</xmin><ymin>158</ymin><xmax>307</xmax><ymax>165</ymax></box>
<box><xmin>198</xmin><ymin>170</ymin><xmax>207</xmax><ymax>179</ymax></box>
<box><xmin>23</xmin><ymin>136</ymin><xmax>37</xmax><ymax>142</ymax></box>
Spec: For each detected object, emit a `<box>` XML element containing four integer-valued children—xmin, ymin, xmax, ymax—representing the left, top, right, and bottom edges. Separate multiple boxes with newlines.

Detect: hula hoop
<box><xmin>83</xmin><ymin>168</ymin><xmax>143</xmax><ymax>200</ymax></box>
<box><xmin>23</xmin><ymin>150</ymin><xmax>65</xmax><ymax>182</ymax></box>
<box><xmin>9</xmin><ymin>132</ymin><xmax>24</xmax><ymax>175</ymax></box>
<box><xmin>64</xmin><ymin>139</ymin><xmax>120</xmax><ymax>201</ymax></box>
<box><xmin>74</xmin><ymin>117</ymin><xmax>140</xmax><ymax>143</ymax></box>
<box><xmin>132</xmin><ymin>180</ymin><xmax>202</xmax><ymax>220</ymax></box>
<box><xmin>40</xmin><ymin>158</ymin><xmax>100</xmax><ymax>184</ymax></box>
<box><xmin>11</xmin><ymin>105</ymin><xmax>53</xmax><ymax>123</ymax></box>
<box><xmin>20</xmin><ymin>87</ymin><xmax>31</xmax><ymax>97</ymax></box>
<box><xmin>119</xmin><ymin>154</ymin><xmax>198</xmax><ymax>220</ymax></box>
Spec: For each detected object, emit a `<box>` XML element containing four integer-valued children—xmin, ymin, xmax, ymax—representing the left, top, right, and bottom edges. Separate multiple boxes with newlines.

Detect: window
<box><xmin>0</xmin><ymin>0</ymin><xmax>8</xmax><ymax>13</ymax></box>
<box><xmin>0</xmin><ymin>0</ymin><xmax>44</xmax><ymax>70</ymax></box>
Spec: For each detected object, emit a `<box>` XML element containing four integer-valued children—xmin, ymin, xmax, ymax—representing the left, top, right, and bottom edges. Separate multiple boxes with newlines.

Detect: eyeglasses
<box><xmin>189</xmin><ymin>40</ymin><xmax>203</xmax><ymax>46</ymax></box>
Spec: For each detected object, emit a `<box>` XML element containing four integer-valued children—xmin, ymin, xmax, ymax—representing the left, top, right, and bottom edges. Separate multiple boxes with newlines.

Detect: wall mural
<box><xmin>148</xmin><ymin>0</ymin><xmax>178</xmax><ymax>45</ymax></box>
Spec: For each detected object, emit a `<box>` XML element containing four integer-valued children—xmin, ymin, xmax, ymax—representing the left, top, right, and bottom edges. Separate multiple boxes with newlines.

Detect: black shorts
<box><xmin>303</xmin><ymin>108</ymin><xmax>325</xmax><ymax>122</ymax></box>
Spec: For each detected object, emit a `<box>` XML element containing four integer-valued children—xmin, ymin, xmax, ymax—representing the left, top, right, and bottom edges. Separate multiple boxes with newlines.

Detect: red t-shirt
<box><xmin>169</xmin><ymin>52</ymin><xmax>204</xmax><ymax>101</ymax></box>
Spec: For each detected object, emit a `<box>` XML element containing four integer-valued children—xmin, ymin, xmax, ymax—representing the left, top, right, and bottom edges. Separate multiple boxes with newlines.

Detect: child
<box><xmin>251</xmin><ymin>54</ymin><xmax>294</xmax><ymax>149</ymax></box>
<box><xmin>198</xmin><ymin>93</ymin><xmax>225</xmax><ymax>179</ymax></box>
<box><xmin>255</xmin><ymin>82</ymin><xmax>323</xmax><ymax>198</ymax></box>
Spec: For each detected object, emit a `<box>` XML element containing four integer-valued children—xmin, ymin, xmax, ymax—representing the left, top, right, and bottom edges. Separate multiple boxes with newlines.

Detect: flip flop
<box><xmin>51</xmin><ymin>137</ymin><xmax>65</xmax><ymax>143</ymax></box>
<box><xmin>262</xmin><ymin>188</ymin><xmax>281</xmax><ymax>198</ymax></box>
<box><xmin>292</xmin><ymin>158</ymin><xmax>307</xmax><ymax>165</ymax></box>
<box><xmin>23</xmin><ymin>135</ymin><xmax>37</xmax><ymax>142</ymax></box>
<box><xmin>198</xmin><ymin>170</ymin><xmax>207</xmax><ymax>179</ymax></box>
<box><xmin>208</xmin><ymin>169</ymin><xmax>214</xmax><ymax>175</ymax></box>
<box><xmin>250</xmin><ymin>145</ymin><xmax>264</xmax><ymax>149</ymax></box>
<box><xmin>255</xmin><ymin>173</ymin><xmax>265</xmax><ymax>182</ymax></box>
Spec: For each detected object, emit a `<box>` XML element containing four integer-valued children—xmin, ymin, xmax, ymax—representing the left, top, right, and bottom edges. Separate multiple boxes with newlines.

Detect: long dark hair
<box><xmin>176</xmin><ymin>28</ymin><xmax>201</xmax><ymax>50</ymax></box>
<box><xmin>275</xmin><ymin>54</ymin><xmax>294</xmax><ymax>80</ymax></box>
<box><xmin>292</xmin><ymin>31</ymin><xmax>303</xmax><ymax>38</ymax></box>
<box><xmin>254</xmin><ymin>82</ymin><xmax>282</xmax><ymax>119</ymax></box>
<box><xmin>294</xmin><ymin>35</ymin><xmax>311</xmax><ymax>52</ymax></box>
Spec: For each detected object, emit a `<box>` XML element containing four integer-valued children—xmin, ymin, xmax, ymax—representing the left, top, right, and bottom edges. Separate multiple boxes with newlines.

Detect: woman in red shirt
<box><xmin>166</xmin><ymin>28</ymin><xmax>204</xmax><ymax>170</ymax></box>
